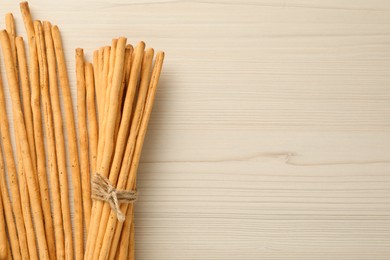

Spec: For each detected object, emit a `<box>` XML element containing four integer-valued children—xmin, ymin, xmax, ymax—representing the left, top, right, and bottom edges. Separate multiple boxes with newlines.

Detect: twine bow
<box><xmin>91</xmin><ymin>173</ymin><xmax>137</xmax><ymax>222</ymax></box>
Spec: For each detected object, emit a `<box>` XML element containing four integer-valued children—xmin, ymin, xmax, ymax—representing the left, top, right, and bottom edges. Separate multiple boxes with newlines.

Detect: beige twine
<box><xmin>91</xmin><ymin>173</ymin><xmax>137</xmax><ymax>222</ymax></box>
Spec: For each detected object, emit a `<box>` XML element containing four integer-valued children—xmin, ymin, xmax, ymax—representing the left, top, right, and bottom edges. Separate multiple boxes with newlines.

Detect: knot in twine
<box><xmin>91</xmin><ymin>173</ymin><xmax>137</xmax><ymax>222</ymax></box>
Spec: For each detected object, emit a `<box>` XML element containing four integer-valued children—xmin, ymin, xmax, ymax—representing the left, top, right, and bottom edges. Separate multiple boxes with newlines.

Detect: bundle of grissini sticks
<box><xmin>0</xmin><ymin>2</ymin><xmax>164</xmax><ymax>260</ymax></box>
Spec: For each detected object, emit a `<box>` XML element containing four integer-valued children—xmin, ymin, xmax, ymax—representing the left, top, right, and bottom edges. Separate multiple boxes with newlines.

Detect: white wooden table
<box><xmin>1</xmin><ymin>0</ymin><xmax>390</xmax><ymax>259</ymax></box>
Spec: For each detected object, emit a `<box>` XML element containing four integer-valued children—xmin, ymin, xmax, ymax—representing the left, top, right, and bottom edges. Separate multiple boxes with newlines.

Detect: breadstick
<box><xmin>130</xmin><ymin>218</ymin><xmax>135</xmax><ymax>260</ymax></box>
<box><xmin>51</xmin><ymin>25</ymin><xmax>83</xmax><ymax>260</ymax></box>
<box><xmin>15</xmin><ymin>37</ymin><xmax>40</xmax><ymax>260</ymax></box>
<box><xmin>43</xmin><ymin>21</ymin><xmax>73</xmax><ymax>260</ymax></box>
<box><xmin>86</xmin><ymin>37</ymin><xmax>127</xmax><ymax>260</ymax></box>
<box><xmin>5</xmin><ymin>13</ymin><xmax>17</xmax><ymax>66</ymax></box>
<box><xmin>97</xmin><ymin>39</ymin><xmax>117</xmax><ymax>174</ymax></box>
<box><xmin>86</xmin><ymin>62</ymin><xmax>98</xmax><ymax>195</ymax></box>
<box><xmin>0</xmin><ymin>175</ymin><xmax>9</xmax><ymax>260</ymax></box>
<box><xmin>20</xmin><ymin>5</ymin><xmax>56</xmax><ymax>258</ymax></box>
<box><xmin>96</xmin><ymin>47</ymin><xmax>104</xmax><ymax>124</ymax></box>
<box><xmin>0</xmin><ymin>29</ymin><xmax>49</xmax><ymax>260</ymax></box>
<box><xmin>15</xmin><ymin>37</ymin><xmax>37</xmax><ymax>180</ymax></box>
<box><xmin>35</xmin><ymin>21</ymin><xmax>66</xmax><ymax>260</ymax></box>
<box><xmin>84</xmin><ymin>47</ymin><xmax>107</xmax><ymax>257</ymax></box>
<box><xmin>114</xmin><ymin>45</ymin><xmax>133</xmax><ymax>140</ymax></box>
<box><xmin>110</xmin><ymin>206</ymin><xmax>133</xmax><ymax>260</ymax></box>
<box><xmin>98</xmin><ymin>46</ymin><xmax>110</xmax><ymax>133</ymax></box>
<box><xmin>97</xmin><ymin>39</ymin><xmax>117</xmax><ymax>172</ymax></box>
<box><xmin>92</xmin><ymin>50</ymin><xmax>100</xmax><ymax>127</ymax></box>
<box><xmin>0</xmin><ymin>146</ymin><xmax>21</xmax><ymax>260</ymax></box>
<box><xmin>76</xmin><ymin>48</ymin><xmax>92</xmax><ymax>231</ymax></box>
<box><xmin>100</xmin><ymin>52</ymin><xmax>164</xmax><ymax>259</ymax></box>
<box><xmin>31</xmin><ymin>21</ymin><xmax>56</xmax><ymax>260</ymax></box>
<box><xmin>93</xmin><ymin>46</ymin><xmax>150</xmax><ymax>259</ymax></box>
<box><xmin>0</xmin><ymin>36</ymin><xmax>31</xmax><ymax>260</ymax></box>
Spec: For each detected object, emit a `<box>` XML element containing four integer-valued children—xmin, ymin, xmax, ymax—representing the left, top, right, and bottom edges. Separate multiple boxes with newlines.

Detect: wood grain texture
<box><xmin>1</xmin><ymin>0</ymin><xmax>390</xmax><ymax>259</ymax></box>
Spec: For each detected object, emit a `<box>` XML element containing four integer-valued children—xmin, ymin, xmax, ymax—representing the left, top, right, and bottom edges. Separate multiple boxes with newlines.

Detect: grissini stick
<box><xmin>114</xmin><ymin>45</ymin><xmax>133</xmax><ymax>140</ymax></box>
<box><xmin>76</xmin><ymin>48</ymin><xmax>92</xmax><ymax>231</ymax></box>
<box><xmin>96</xmin><ymin>40</ymin><xmax>117</xmax><ymax>179</ymax></box>
<box><xmin>88</xmin><ymin>61</ymin><xmax>99</xmax><ymax>177</ymax></box>
<box><xmin>0</xmin><ymin>29</ymin><xmax>49</xmax><ymax>260</ymax></box>
<box><xmin>35</xmin><ymin>21</ymin><xmax>65</xmax><ymax>260</ymax></box>
<box><xmin>5</xmin><ymin>13</ymin><xmax>17</xmax><ymax>66</ymax></box>
<box><xmin>100</xmin><ymin>52</ymin><xmax>164</xmax><ymax>259</ymax></box>
<box><xmin>15</xmin><ymin>130</ymin><xmax>39</xmax><ymax>260</ymax></box>
<box><xmin>86</xmin><ymin>37</ymin><xmax>127</xmax><ymax>260</ymax></box>
<box><xmin>20</xmin><ymin>4</ymin><xmax>56</xmax><ymax>258</ymax></box>
<box><xmin>0</xmin><ymin>170</ymin><xmax>9</xmax><ymax>260</ymax></box>
<box><xmin>15</xmin><ymin>115</ymin><xmax>39</xmax><ymax>260</ymax></box>
<box><xmin>129</xmin><ymin>219</ymin><xmax>135</xmax><ymax>260</ymax></box>
<box><xmin>43</xmin><ymin>21</ymin><xmax>73</xmax><ymax>260</ymax></box>
<box><xmin>109</xmin><ymin>206</ymin><xmax>133</xmax><ymax>260</ymax></box>
<box><xmin>92</xmin><ymin>49</ymin><xmax>100</xmax><ymax>129</ymax></box>
<box><xmin>98</xmin><ymin>46</ymin><xmax>110</xmax><ymax>133</ymax></box>
<box><xmin>97</xmin><ymin>47</ymin><xmax>104</xmax><ymax>125</ymax></box>
<box><xmin>16</xmin><ymin>38</ymin><xmax>40</xmax><ymax>260</ymax></box>
<box><xmin>0</xmin><ymin>145</ymin><xmax>21</xmax><ymax>260</ymax></box>
<box><xmin>86</xmin><ymin>62</ymin><xmax>98</xmax><ymax>202</ymax></box>
<box><xmin>15</xmin><ymin>37</ymin><xmax>37</xmax><ymax>181</ymax></box>
<box><xmin>93</xmin><ymin>47</ymin><xmax>110</xmax><ymax>191</ymax></box>
<box><xmin>0</xmin><ymin>36</ymin><xmax>32</xmax><ymax>260</ymax></box>
<box><xmin>51</xmin><ymin>25</ymin><xmax>83</xmax><ymax>260</ymax></box>
<box><xmin>31</xmin><ymin>20</ymin><xmax>56</xmax><ymax>260</ymax></box>
<box><xmin>94</xmin><ymin>47</ymin><xmax>152</xmax><ymax>259</ymax></box>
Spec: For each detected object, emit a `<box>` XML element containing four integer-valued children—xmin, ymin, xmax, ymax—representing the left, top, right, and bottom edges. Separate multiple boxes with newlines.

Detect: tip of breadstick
<box><xmin>126</xmin><ymin>44</ymin><xmax>133</xmax><ymax>48</ymax></box>
<box><xmin>76</xmin><ymin>48</ymin><xmax>84</xmax><ymax>56</ymax></box>
<box><xmin>157</xmin><ymin>51</ymin><xmax>165</xmax><ymax>58</ymax></box>
<box><xmin>145</xmin><ymin>48</ymin><xmax>154</xmax><ymax>55</ymax></box>
<box><xmin>34</xmin><ymin>20</ymin><xmax>42</xmax><ymax>28</ymax></box>
<box><xmin>20</xmin><ymin>1</ymin><xmax>29</xmax><ymax>8</ymax></box>
<box><xmin>43</xmin><ymin>20</ymin><xmax>51</xmax><ymax>27</ymax></box>
<box><xmin>5</xmin><ymin>13</ymin><xmax>14</xmax><ymax>18</ymax></box>
<box><xmin>137</xmin><ymin>41</ymin><xmax>145</xmax><ymax>49</ymax></box>
<box><xmin>15</xmin><ymin>36</ymin><xmax>23</xmax><ymax>42</ymax></box>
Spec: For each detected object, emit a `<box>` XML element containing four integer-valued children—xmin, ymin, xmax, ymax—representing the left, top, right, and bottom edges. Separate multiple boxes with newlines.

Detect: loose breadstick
<box><xmin>0</xmin><ymin>29</ymin><xmax>49</xmax><ymax>260</ymax></box>
<box><xmin>76</xmin><ymin>48</ymin><xmax>92</xmax><ymax>232</ymax></box>
<box><xmin>86</xmin><ymin>62</ymin><xmax>98</xmax><ymax>193</ymax></box>
<box><xmin>86</xmin><ymin>37</ymin><xmax>127</xmax><ymax>260</ymax></box>
<box><xmin>16</xmin><ymin>147</ymin><xmax>39</xmax><ymax>260</ymax></box>
<box><xmin>43</xmin><ymin>21</ymin><xmax>73</xmax><ymax>260</ymax></box>
<box><xmin>0</xmin><ymin>37</ymin><xmax>31</xmax><ymax>260</ymax></box>
<box><xmin>93</xmin><ymin>46</ymin><xmax>150</xmax><ymax>259</ymax></box>
<box><xmin>51</xmin><ymin>25</ymin><xmax>83</xmax><ymax>260</ymax></box>
<box><xmin>100</xmin><ymin>52</ymin><xmax>164</xmax><ymax>259</ymax></box>
<box><xmin>15</xmin><ymin>37</ymin><xmax>37</xmax><ymax>180</ymax></box>
<box><xmin>0</xmin><ymin>146</ymin><xmax>21</xmax><ymax>260</ymax></box>
<box><xmin>15</xmin><ymin>38</ymin><xmax>40</xmax><ymax>260</ymax></box>
<box><xmin>0</xmin><ymin>178</ymin><xmax>9</xmax><ymax>260</ymax></box>
<box><xmin>5</xmin><ymin>13</ymin><xmax>17</xmax><ymax>66</ymax></box>
<box><xmin>35</xmin><ymin>21</ymin><xmax>66</xmax><ymax>260</ymax></box>
<box><xmin>20</xmin><ymin>4</ymin><xmax>56</xmax><ymax>258</ymax></box>
<box><xmin>31</xmin><ymin>21</ymin><xmax>56</xmax><ymax>260</ymax></box>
